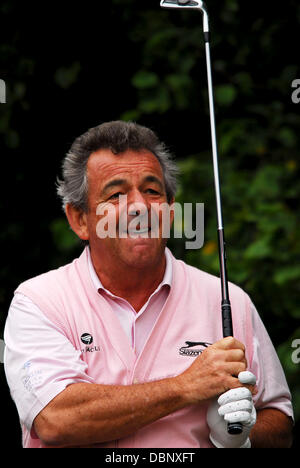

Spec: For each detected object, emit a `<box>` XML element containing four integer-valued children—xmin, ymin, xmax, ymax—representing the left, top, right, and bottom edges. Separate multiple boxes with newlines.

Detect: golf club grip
<box><xmin>222</xmin><ymin>302</ymin><xmax>243</xmax><ymax>435</ymax></box>
<box><xmin>222</xmin><ymin>302</ymin><xmax>233</xmax><ymax>338</ymax></box>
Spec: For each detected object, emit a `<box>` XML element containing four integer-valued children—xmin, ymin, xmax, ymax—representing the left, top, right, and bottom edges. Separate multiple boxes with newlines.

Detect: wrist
<box><xmin>173</xmin><ymin>372</ymin><xmax>203</xmax><ymax>407</ymax></box>
<box><xmin>172</xmin><ymin>374</ymin><xmax>191</xmax><ymax>406</ymax></box>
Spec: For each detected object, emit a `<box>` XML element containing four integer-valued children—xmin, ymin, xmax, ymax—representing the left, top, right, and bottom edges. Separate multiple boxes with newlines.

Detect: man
<box><xmin>4</xmin><ymin>121</ymin><xmax>293</xmax><ymax>448</ymax></box>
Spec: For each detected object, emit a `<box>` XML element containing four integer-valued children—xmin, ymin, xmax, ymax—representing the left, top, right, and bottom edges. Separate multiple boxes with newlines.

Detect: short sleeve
<box><xmin>4</xmin><ymin>293</ymin><xmax>94</xmax><ymax>431</ymax></box>
<box><xmin>249</xmin><ymin>302</ymin><xmax>294</xmax><ymax>420</ymax></box>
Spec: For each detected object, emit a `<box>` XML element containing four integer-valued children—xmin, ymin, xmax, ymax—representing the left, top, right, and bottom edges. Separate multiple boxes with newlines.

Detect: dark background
<box><xmin>0</xmin><ymin>0</ymin><xmax>299</xmax><ymax>447</ymax></box>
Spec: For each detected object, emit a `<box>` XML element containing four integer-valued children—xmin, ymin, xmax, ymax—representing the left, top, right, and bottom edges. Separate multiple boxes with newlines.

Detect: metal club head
<box><xmin>160</xmin><ymin>0</ymin><xmax>209</xmax><ymax>33</ymax></box>
<box><xmin>160</xmin><ymin>0</ymin><xmax>205</xmax><ymax>11</ymax></box>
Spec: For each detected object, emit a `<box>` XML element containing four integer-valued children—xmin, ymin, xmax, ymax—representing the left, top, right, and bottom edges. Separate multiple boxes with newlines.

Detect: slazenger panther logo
<box><xmin>179</xmin><ymin>341</ymin><xmax>211</xmax><ymax>357</ymax></box>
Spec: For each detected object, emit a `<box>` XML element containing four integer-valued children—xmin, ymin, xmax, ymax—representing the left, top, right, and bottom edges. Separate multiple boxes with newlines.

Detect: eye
<box><xmin>146</xmin><ymin>188</ymin><xmax>160</xmax><ymax>195</ymax></box>
<box><xmin>109</xmin><ymin>192</ymin><xmax>123</xmax><ymax>200</ymax></box>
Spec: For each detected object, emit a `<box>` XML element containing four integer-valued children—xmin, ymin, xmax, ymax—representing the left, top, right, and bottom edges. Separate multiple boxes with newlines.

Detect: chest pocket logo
<box><xmin>81</xmin><ymin>333</ymin><xmax>93</xmax><ymax>345</ymax></box>
<box><xmin>179</xmin><ymin>341</ymin><xmax>211</xmax><ymax>357</ymax></box>
<box><xmin>80</xmin><ymin>333</ymin><xmax>101</xmax><ymax>354</ymax></box>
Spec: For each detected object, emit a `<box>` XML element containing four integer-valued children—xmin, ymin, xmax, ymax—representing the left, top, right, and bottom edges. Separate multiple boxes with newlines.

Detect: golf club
<box><xmin>160</xmin><ymin>0</ymin><xmax>243</xmax><ymax>436</ymax></box>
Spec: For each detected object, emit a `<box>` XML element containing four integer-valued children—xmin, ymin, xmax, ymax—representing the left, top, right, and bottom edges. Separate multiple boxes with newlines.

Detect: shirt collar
<box><xmin>87</xmin><ymin>246</ymin><xmax>173</xmax><ymax>296</ymax></box>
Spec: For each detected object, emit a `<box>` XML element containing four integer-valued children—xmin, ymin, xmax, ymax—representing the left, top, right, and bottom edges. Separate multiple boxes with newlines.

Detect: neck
<box><xmin>90</xmin><ymin>248</ymin><xmax>167</xmax><ymax>312</ymax></box>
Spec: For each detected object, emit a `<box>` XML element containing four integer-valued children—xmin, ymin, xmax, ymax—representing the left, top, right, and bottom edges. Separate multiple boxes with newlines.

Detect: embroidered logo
<box><xmin>80</xmin><ymin>333</ymin><xmax>101</xmax><ymax>354</ymax></box>
<box><xmin>179</xmin><ymin>341</ymin><xmax>211</xmax><ymax>357</ymax></box>
<box><xmin>81</xmin><ymin>333</ymin><xmax>93</xmax><ymax>345</ymax></box>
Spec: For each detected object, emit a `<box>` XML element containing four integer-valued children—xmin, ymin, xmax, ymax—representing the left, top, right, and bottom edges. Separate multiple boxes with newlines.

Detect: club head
<box><xmin>160</xmin><ymin>0</ymin><xmax>209</xmax><ymax>33</ymax></box>
<box><xmin>160</xmin><ymin>0</ymin><xmax>205</xmax><ymax>11</ymax></box>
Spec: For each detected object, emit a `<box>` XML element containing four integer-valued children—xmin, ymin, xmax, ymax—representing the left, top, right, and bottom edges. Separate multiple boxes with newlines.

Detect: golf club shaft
<box><xmin>160</xmin><ymin>0</ymin><xmax>244</xmax><ymax>436</ymax></box>
<box><xmin>203</xmin><ymin>32</ymin><xmax>243</xmax><ymax>436</ymax></box>
<box><xmin>204</xmin><ymin>39</ymin><xmax>231</xmax><ymax>322</ymax></box>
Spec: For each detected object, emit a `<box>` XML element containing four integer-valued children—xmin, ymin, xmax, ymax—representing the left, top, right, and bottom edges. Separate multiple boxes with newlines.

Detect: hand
<box><xmin>207</xmin><ymin>371</ymin><xmax>257</xmax><ymax>448</ymax></box>
<box><xmin>178</xmin><ymin>337</ymin><xmax>248</xmax><ymax>404</ymax></box>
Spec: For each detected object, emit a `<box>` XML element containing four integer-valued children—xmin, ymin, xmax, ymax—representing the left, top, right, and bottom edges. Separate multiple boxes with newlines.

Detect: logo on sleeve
<box><xmin>179</xmin><ymin>341</ymin><xmax>211</xmax><ymax>357</ymax></box>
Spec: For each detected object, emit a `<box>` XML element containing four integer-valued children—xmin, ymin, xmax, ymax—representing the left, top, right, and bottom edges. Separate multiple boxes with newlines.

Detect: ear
<box><xmin>65</xmin><ymin>204</ymin><xmax>89</xmax><ymax>241</ymax></box>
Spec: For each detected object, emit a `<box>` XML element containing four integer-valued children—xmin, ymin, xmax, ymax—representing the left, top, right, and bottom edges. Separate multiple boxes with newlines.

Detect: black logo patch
<box><xmin>81</xmin><ymin>333</ymin><xmax>93</xmax><ymax>345</ymax></box>
<box><xmin>179</xmin><ymin>341</ymin><xmax>211</xmax><ymax>357</ymax></box>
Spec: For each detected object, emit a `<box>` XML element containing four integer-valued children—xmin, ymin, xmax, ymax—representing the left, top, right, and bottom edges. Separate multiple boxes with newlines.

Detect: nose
<box><xmin>127</xmin><ymin>189</ymin><xmax>148</xmax><ymax>217</ymax></box>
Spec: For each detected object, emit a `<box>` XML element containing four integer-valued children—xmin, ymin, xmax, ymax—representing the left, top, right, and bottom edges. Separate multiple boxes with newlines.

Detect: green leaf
<box><xmin>274</xmin><ymin>266</ymin><xmax>300</xmax><ymax>285</ymax></box>
<box><xmin>132</xmin><ymin>71</ymin><xmax>159</xmax><ymax>90</ymax></box>
<box><xmin>244</xmin><ymin>237</ymin><xmax>272</xmax><ymax>260</ymax></box>
<box><xmin>215</xmin><ymin>84</ymin><xmax>237</xmax><ymax>106</ymax></box>
<box><xmin>277</xmin><ymin>127</ymin><xmax>297</xmax><ymax>148</ymax></box>
<box><xmin>138</xmin><ymin>87</ymin><xmax>170</xmax><ymax>114</ymax></box>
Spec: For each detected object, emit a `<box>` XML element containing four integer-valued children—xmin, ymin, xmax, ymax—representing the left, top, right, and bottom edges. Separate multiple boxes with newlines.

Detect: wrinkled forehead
<box><xmin>87</xmin><ymin>149</ymin><xmax>164</xmax><ymax>187</ymax></box>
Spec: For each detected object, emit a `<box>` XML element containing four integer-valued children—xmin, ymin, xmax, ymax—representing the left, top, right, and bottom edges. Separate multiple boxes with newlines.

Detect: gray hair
<box><xmin>57</xmin><ymin>121</ymin><xmax>179</xmax><ymax>212</ymax></box>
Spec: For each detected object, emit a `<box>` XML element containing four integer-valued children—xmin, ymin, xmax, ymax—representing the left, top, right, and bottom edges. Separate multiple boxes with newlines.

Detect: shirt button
<box><xmin>133</xmin><ymin>378</ymin><xmax>139</xmax><ymax>384</ymax></box>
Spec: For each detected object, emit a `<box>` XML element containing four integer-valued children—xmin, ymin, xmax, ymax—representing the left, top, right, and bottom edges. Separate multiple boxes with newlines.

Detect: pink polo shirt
<box><xmin>4</xmin><ymin>247</ymin><xmax>293</xmax><ymax>448</ymax></box>
<box><xmin>4</xmin><ymin>247</ymin><xmax>173</xmax><ymax>446</ymax></box>
<box><xmin>87</xmin><ymin>247</ymin><xmax>172</xmax><ymax>356</ymax></box>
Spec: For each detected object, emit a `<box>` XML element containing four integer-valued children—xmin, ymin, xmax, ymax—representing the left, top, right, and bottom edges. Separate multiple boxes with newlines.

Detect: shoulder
<box><xmin>16</xmin><ymin>262</ymin><xmax>71</xmax><ymax>296</ymax></box>
<box><xmin>13</xmin><ymin>250</ymin><xmax>89</xmax><ymax>319</ymax></box>
<box><xmin>15</xmin><ymin>249</ymin><xmax>86</xmax><ymax>295</ymax></box>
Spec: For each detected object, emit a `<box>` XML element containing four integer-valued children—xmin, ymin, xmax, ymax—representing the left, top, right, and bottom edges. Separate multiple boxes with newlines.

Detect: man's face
<box><xmin>84</xmin><ymin>149</ymin><xmax>174</xmax><ymax>270</ymax></box>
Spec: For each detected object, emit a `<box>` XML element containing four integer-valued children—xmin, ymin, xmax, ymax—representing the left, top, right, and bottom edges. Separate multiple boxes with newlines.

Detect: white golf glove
<box><xmin>207</xmin><ymin>371</ymin><xmax>257</xmax><ymax>448</ymax></box>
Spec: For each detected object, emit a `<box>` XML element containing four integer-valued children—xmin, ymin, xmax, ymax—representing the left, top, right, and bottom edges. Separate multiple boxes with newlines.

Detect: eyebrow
<box><xmin>142</xmin><ymin>175</ymin><xmax>164</xmax><ymax>191</ymax></box>
<box><xmin>102</xmin><ymin>175</ymin><xmax>165</xmax><ymax>195</ymax></box>
<box><xmin>102</xmin><ymin>179</ymin><xmax>127</xmax><ymax>195</ymax></box>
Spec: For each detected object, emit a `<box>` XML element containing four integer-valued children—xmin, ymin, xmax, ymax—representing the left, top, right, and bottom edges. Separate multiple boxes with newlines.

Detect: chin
<box><xmin>121</xmin><ymin>241</ymin><xmax>165</xmax><ymax>269</ymax></box>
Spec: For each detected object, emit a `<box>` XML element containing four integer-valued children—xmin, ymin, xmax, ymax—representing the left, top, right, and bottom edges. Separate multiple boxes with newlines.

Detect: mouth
<box><xmin>127</xmin><ymin>226</ymin><xmax>151</xmax><ymax>237</ymax></box>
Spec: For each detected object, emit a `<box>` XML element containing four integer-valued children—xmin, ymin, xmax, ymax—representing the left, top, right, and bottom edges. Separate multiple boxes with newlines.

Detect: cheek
<box><xmin>93</xmin><ymin>204</ymin><xmax>120</xmax><ymax>239</ymax></box>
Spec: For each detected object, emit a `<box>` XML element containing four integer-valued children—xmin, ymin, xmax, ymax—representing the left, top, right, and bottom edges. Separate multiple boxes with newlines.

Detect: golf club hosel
<box><xmin>202</xmin><ymin>4</ymin><xmax>209</xmax><ymax>34</ymax></box>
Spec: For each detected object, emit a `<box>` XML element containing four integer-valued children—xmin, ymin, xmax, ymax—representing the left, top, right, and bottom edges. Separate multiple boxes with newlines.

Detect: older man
<box><xmin>4</xmin><ymin>121</ymin><xmax>293</xmax><ymax>448</ymax></box>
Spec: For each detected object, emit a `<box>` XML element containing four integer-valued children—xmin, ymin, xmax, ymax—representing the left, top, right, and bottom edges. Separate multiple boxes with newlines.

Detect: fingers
<box><xmin>218</xmin><ymin>387</ymin><xmax>252</xmax><ymax>406</ymax></box>
<box><xmin>224</xmin><ymin>411</ymin><xmax>252</xmax><ymax>424</ymax></box>
<box><xmin>213</xmin><ymin>338</ymin><xmax>251</xmax><ymax>378</ymax></box>
<box><xmin>238</xmin><ymin>371</ymin><xmax>256</xmax><ymax>386</ymax></box>
<box><xmin>213</xmin><ymin>337</ymin><xmax>245</xmax><ymax>352</ymax></box>
<box><xmin>218</xmin><ymin>399</ymin><xmax>253</xmax><ymax>417</ymax></box>
<box><xmin>183</xmin><ymin>336</ymin><xmax>254</xmax><ymax>404</ymax></box>
<box><xmin>211</xmin><ymin>337</ymin><xmax>247</xmax><ymax>368</ymax></box>
<box><xmin>213</xmin><ymin>338</ymin><xmax>247</xmax><ymax>368</ymax></box>
<box><xmin>223</xmin><ymin>361</ymin><xmax>247</xmax><ymax>377</ymax></box>
<box><xmin>224</xmin><ymin>349</ymin><xmax>246</xmax><ymax>363</ymax></box>
<box><xmin>218</xmin><ymin>388</ymin><xmax>256</xmax><ymax>426</ymax></box>
<box><xmin>238</xmin><ymin>371</ymin><xmax>257</xmax><ymax>396</ymax></box>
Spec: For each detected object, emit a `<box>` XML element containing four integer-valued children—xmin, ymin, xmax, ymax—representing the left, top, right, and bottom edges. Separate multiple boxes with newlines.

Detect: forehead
<box><xmin>87</xmin><ymin>149</ymin><xmax>164</xmax><ymax>186</ymax></box>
